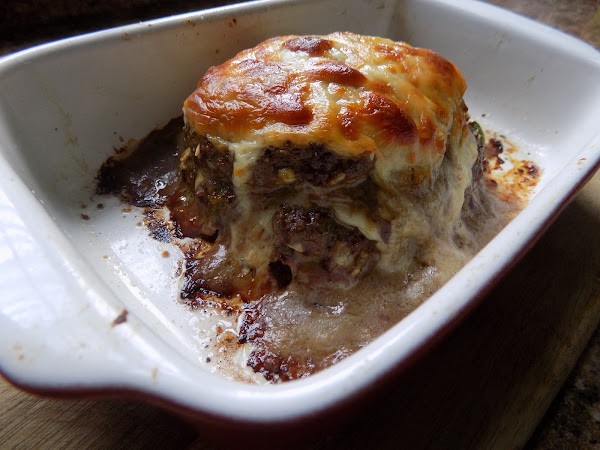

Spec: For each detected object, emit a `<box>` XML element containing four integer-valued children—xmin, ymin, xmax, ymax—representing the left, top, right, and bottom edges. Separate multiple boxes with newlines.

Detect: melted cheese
<box><xmin>183</xmin><ymin>32</ymin><xmax>470</xmax><ymax>187</ymax></box>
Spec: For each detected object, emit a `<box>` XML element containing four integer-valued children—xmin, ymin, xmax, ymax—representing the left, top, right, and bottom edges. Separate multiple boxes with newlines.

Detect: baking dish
<box><xmin>1</xmin><ymin>0</ymin><xmax>599</xmax><ymax>435</ymax></box>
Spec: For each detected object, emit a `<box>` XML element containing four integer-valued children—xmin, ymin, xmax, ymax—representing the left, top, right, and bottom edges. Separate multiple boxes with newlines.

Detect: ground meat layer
<box><xmin>175</xmin><ymin>126</ymin><xmax>385</xmax><ymax>299</ymax></box>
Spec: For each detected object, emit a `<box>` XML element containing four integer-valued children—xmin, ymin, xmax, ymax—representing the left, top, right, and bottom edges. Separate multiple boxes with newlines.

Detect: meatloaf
<box><xmin>178</xmin><ymin>32</ymin><xmax>482</xmax><ymax>300</ymax></box>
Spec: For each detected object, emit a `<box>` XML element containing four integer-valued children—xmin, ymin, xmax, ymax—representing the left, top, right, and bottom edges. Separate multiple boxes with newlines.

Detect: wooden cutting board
<box><xmin>1</xmin><ymin>1</ymin><xmax>600</xmax><ymax>448</ymax></box>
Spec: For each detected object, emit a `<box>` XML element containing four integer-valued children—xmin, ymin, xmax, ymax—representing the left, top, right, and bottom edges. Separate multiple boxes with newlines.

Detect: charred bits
<box><xmin>111</xmin><ymin>309</ymin><xmax>128</xmax><ymax>327</ymax></box>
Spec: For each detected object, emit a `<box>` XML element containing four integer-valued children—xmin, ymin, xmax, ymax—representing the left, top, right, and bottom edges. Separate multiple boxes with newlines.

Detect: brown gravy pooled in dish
<box><xmin>97</xmin><ymin>32</ymin><xmax>540</xmax><ymax>382</ymax></box>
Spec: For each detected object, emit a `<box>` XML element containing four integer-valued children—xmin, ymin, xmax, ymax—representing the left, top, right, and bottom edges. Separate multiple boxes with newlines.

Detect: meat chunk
<box><xmin>177</xmin><ymin>126</ymin><xmax>383</xmax><ymax>299</ymax></box>
<box><xmin>249</xmin><ymin>142</ymin><xmax>374</xmax><ymax>190</ymax></box>
<box><xmin>271</xmin><ymin>205</ymin><xmax>379</xmax><ymax>289</ymax></box>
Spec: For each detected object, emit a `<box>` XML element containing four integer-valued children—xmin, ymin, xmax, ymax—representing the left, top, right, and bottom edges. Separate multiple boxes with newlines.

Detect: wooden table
<box><xmin>1</xmin><ymin>1</ymin><xmax>600</xmax><ymax>448</ymax></box>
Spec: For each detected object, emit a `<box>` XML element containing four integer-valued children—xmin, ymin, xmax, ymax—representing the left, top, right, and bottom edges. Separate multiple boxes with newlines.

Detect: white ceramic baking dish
<box><xmin>1</xmin><ymin>0</ymin><xmax>599</xmax><ymax>436</ymax></box>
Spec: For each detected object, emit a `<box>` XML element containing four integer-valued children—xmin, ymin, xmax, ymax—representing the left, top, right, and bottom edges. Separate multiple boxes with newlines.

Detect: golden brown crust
<box><xmin>182</xmin><ymin>32</ymin><xmax>468</xmax><ymax>184</ymax></box>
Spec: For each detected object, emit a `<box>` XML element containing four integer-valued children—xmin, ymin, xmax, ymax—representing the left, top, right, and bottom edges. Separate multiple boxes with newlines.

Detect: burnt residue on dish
<box><xmin>96</xmin><ymin>118</ymin><xmax>540</xmax><ymax>382</ymax></box>
<box><xmin>97</xmin><ymin>117</ymin><xmax>184</xmax><ymax>208</ymax></box>
<box><xmin>111</xmin><ymin>309</ymin><xmax>128</xmax><ymax>327</ymax></box>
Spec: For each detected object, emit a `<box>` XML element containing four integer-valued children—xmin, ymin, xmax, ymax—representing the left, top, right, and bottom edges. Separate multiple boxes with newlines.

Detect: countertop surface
<box><xmin>1</xmin><ymin>0</ymin><xmax>600</xmax><ymax>448</ymax></box>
